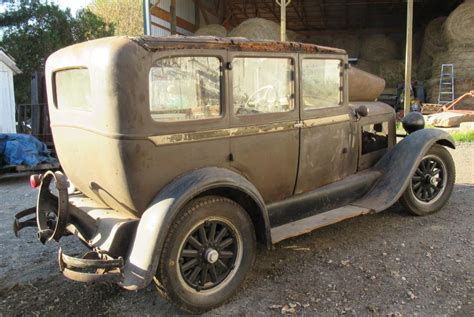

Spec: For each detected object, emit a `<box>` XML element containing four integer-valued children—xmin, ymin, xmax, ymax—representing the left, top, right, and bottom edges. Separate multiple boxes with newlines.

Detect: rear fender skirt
<box><xmin>120</xmin><ymin>167</ymin><xmax>268</xmax><ymax>291</ymax></box>
<box><xmin>353</xmin><ymin>128</ymin><xmax>455</xmax><ymax>212</ymax></box>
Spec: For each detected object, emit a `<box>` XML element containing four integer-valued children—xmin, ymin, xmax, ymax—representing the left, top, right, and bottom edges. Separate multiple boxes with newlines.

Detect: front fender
<box><xmin>354</xmin><ymin>128</ymin><xmax>455</xmax><ymax>212</ymax></box>
<box><xmin>120</xmin><ymin>167</ymin><xmax>268</xmax><ymax>290</ymax></box>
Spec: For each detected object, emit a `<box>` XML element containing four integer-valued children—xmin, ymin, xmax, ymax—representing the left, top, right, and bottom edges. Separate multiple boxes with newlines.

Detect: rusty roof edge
<box><xmin>130</xmin><ymin>35</ymin><xmax>346</xmax><ymax>55</ymax></box>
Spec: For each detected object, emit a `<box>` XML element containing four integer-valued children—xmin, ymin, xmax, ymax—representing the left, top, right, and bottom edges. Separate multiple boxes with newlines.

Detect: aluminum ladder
<box><xmin>438</xmin><ymin>64</ymin><xmax>455</xmax><ymax>104</ymax></box>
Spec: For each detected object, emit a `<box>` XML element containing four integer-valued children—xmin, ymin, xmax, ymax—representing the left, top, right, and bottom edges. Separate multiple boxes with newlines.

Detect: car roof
<box><xmin>133</xmin><ymin>35</ymin><xmax>346</xmax><ymax>55</ymax></box>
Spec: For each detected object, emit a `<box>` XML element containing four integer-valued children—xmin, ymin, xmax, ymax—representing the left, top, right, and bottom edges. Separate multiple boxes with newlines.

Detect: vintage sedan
<box><xmin>14</xmin><ymin>36</ymin><xmax>455</xmax><ymax>313</ymax></box>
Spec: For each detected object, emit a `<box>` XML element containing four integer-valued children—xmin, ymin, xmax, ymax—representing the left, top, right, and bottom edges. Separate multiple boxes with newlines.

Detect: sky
<box><xmin>54</xmin><ymin>0</ymin><xmax>93</xmax><ymax>15</ymax></box>
<box><xmin>0</xmin><ymin>0</ymin><xmax>93</xmax><ymax>15</ymax></box>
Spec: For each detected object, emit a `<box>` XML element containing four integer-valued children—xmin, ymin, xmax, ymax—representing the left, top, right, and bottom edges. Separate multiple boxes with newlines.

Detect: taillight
<box><xmin>30</xmin><ymin>174</ymin><xmax>42</xmax><ymax>188</ymax></box>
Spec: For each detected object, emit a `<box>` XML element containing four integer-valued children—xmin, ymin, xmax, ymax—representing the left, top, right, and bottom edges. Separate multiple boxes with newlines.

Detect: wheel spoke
<box><xmin>209</xmin><ymin>264</ymin><xmax>218</xmax><ymax>282</ymax></box>
<box><xmin>209</xmin><ymin>222</ymin><xmax>217</xmax><ymax>242</ymax></box>
<box><xmin>215</xmin><ymin>227</ymin><xmax>227</xmax><ymax>244</ymax></box>
<box><xmin>188</xmin><ymin>236</ymin><xmax>202</xmax><ymax>249</ymax></box>
<box><xmin>181</xmin><ymin>258</ymin><xmax>199</xmax><ymax>272</ymax></box>
<box><xmin>412</xmin><ymin>176</ymin><xmax>422</xmax><ymax>181</ymax></box>
<box><xmin>182</xmin><ymin>249</ymin><xmax>199</xmax><ymax>258</ymax></box>
<box><xmin>189</xmin><ymin>265</ymin><xmax>202</xmax><ymax>283</ymax></box>
<box><xmin>416</xmin><ymin>168</ymin><xmax>424</xmax><ymax>176</ymax></box>
<box><xmin>431</xmin><ymin>168</ymin><xmax>440</xmax><ymax>176</ymax></box>
<box><xmin>420</xmin><ymin>160</ymin><xmax>427</xmax><ymax>172</ymax></box>
<box><xmin>199</xmin><ymin>226</ymin><xmax>208</xmax><ymax>245</ymax></box>
<box><xmin>216</xmin><ymin>259</ymin><xmax>228</xmax><ymax>271</ymax></box>
<box><xmin>219</xmin><ymin>237</ymin><xmax>234</xmax><ymax>249</ymax></box>
<box><xmin>219</xmin><ymin>250</ymin><xmax>234</xmax><ymax>258</ymax></box>
<box><xmin>200</xmin><ymin>264</ymin><xmax>208</xmax><ymax>286</ymax></box>
<box><xmin>416</xmin><ymin>185</ymin><xmax>423</xmax><ymax>198</ymax></box>
<box><xmin>412</xmin><ymin>181</ymin><xmax>422</xmax><ymax>190</ymax></box>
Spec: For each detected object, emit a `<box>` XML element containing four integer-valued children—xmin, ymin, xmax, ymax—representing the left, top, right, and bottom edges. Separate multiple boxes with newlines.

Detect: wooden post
<box><xmin>277</xmin><ymin>0</ymin><xmax>291</xmax><ymax>42</ymax></box>
<box><xmin>170</xmin><ymin>0</ymin><xmax>177</xmax><ymax>35</ymax></box>
<box><xmin>403</xmin><ymin>0</ymin><xmax>414</xmax><ymax>115</ymax></box>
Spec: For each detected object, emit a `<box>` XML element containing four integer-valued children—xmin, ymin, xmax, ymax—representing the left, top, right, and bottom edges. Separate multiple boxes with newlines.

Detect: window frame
<box><xmin>299</xmin><ymin>54</ymin><xmax>348</xmax><ymax>120</ymax></box>
<box><xmin>149</xmin><ymin>54</ymin><xmax>225</xmax><ymax>123</ymax></box>
<box><xmin>147</xmin><ymin>49</ymin><xmax>228</xmax><ymax>135</ymax></box>
<box><xmin>53</xmin><ymin>66</ymin><xmax>92</xmax><ymax>111</ymax></box>
<box><xmin>229</xmin><ymin>51</ymin><xmax>299</xmax><ymax>127</ymax></box>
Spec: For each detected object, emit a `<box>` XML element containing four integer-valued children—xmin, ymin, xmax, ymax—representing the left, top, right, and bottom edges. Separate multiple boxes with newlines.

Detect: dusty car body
<box><xmin>14</xmin><ymin>36</ymin><xmax>455</xmax><ymax>313</ymax></box>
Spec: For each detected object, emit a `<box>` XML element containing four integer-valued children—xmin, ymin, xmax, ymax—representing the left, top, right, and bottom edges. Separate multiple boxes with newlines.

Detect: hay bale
<box><xmin>228</xmin><ymin>18</ymin><xmax>301</xmax><ymax>42</ymax></box>
<box><xmin>417</xmin><ymin>54</ymin><xmax>433</xmax><ymax>80</ymax></box>
<box><xmin>420</xmin><ymin>17</ymin><xmax>447</xmax><ymax>58</ymax></box>
<box><xmin>355</xmin><ymin>59</ymin><xmax>380</xmax><ymax>75</ymax></box>
<box><xmin>360</xmin><ymin>34</ymin><xmax>398</xmax><ymax>62</ymax></box>
<box><xmin>305</xmin><ymin>35</ymin><xmax>333</xmax><ymax>47</ymax></box>
<box><xmin>444</xmin><ymin>2</ymin><xmax>474</xmax><ymax>47</ymax></box>
<box><xmin>431</xmin><ymin>47</ymin><xmax>474</xmax><ymax>80</ymax></box>
<box><xmin>379</xmin><ymin>59</ymin><xmax>404</xmax><ymax>88</ymax></box>
<box><xmin>330</xmin><ymin>35</ymin><xmax>361</xmax><ymax>57</ymax></box>
<box><xmin>194</xmin><ymin>24</ymin><xmax>227</xmax><ymax>37</ymax></box>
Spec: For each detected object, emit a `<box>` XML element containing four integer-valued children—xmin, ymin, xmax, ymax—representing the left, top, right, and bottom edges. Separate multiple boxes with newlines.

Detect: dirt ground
<box><xmin>0</xmin><ymin>143</ymin><xmax>472</xmax><ymax>316</ymax></box>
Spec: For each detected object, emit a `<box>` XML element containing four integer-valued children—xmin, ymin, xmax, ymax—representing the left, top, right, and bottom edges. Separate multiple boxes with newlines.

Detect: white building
<box><xmin>0</xmin><ymin>49</ymin><xmax>21</xmax><ymax>134</ymax></box>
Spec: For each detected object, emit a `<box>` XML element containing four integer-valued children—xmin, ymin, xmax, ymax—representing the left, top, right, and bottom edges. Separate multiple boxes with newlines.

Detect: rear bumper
<box><xmin>59</xmin><ymin>248</ymin><xmax>123</xmax><ymax>283</ymax></box>
<box><xmin>14</xmin><ymin>171</ymin><xmax>138</xmax><ymax>284</ymax></box>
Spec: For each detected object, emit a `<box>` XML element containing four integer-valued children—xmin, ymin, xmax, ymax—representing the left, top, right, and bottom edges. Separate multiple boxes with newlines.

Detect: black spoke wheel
<box><xmin>179</xmin><ymin>220</ymin><xmax>240</xmax><ymax>291</ymax></box>
<box><xmin>410</xmin><ymin>154</ymin><xmax>447</xmax><ymax>204</ymax></box>
<box><xmin>155</xmin><ymin>196</ymin><xmax>256</xmax><ymax>314</ymax></box>
<box><xmin>400</xmin><ymin>145</ymin><xmax>455</xmax><ymax>216</ymax></box>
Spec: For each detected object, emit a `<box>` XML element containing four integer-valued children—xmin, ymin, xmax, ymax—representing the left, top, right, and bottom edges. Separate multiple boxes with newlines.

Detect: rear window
<box><xmin>55</xmin><ymin>68</ymin><xmax>91</xmax><ymax>111</ymax></box>
<box><xmin>149</xmin><ymin>56</ymin><xmax>222</xmax><ymax>122</ymax></box>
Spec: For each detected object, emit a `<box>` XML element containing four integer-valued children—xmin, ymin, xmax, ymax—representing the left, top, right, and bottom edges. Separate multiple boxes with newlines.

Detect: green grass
<box><xmin>450</xmin><ymin>130</ymin><xmax>474</xmax><ymax>142</ymax></box>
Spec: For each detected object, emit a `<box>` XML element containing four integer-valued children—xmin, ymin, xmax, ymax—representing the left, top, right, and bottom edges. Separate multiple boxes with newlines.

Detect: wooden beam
<box><xmin>150</xmin><ymin>6</ymin><xmax>196</xmax><ymax>32</ymax></box>
<box><xmin>170</xmin><ymin>0</ymin><xmax>177</xmax><ymax>35</ymax></box>
<box><xmin>404</xmin><ymin>0</ymin><xmax>414</xmax><ymax>115</ymax></box>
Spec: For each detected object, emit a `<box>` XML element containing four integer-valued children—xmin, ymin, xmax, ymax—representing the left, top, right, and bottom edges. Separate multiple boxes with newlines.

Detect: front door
<box><xmin>295</xmin><ymin>55</ymin><xmax>358</xmax><ymax>195</ymax></box>
<box><xmin>228</xmin><ymin>52</ymin><xmax>300</xmax><ymax>204</ymax></box>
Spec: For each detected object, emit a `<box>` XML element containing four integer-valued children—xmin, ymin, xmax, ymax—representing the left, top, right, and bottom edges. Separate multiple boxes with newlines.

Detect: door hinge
<box><xmin>294</xmin><ymin>121</ymin><xmax>304</xmax><ymax>128</ymax></box>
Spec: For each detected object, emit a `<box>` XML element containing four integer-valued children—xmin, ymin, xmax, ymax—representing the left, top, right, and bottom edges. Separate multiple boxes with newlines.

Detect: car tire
<box><xmin>400</xmin><ymin>145</ymin><xmax>455</xmax><ymax>216</ymax></box>
<box><xmin>155</xmin><ymin>196</ymin><xmax>256</xmax><ymax>314</ymax></box>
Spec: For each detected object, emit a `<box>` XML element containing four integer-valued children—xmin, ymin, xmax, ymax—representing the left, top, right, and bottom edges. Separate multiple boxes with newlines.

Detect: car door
<box><xmin>294</xmin><ymin>54</ymin><xmax>358</xmax><ymax>195</ymax></box>
<box><xmin>228</xmin><ymin>52</ymin><xmax>300</xmax><ymax>204</ymax></box>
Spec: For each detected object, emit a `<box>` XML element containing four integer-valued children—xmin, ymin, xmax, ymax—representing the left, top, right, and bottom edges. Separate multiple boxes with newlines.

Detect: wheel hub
<box><xmin>205</xmin><ymin>248</ymin><xmax>219</xmax><ymax>264</ymax></box>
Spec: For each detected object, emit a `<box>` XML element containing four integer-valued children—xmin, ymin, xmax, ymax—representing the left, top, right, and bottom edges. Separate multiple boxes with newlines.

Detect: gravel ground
<box><xmin>0</xmin><ymin>143</ymin><xmax>472</xmax><ymax>316</ymax></box>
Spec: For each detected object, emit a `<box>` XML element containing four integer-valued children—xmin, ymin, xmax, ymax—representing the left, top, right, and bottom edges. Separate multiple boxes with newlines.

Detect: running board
<box><xmin>270</xmin><ymin>205</ymin><xmax>374</xmax><ymax>244</ymax></box>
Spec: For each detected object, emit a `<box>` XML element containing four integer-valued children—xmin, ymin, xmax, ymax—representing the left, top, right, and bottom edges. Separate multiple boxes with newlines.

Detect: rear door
<box><xmin>228</xmin><ymin>52</ymin><xmax>300</xmax><ymax>204</ymax></box>
<box><xmin>295</xmin><ymin>54</ymin><xmax>358</xmax><ymax>195</ymax></box>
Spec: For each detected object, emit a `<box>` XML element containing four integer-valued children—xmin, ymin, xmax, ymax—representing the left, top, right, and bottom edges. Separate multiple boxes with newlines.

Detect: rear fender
<box><xmin>120</xmin><ymin>167</ymin><xmax>268</xmax><ymax>290</ymax></box>
<box><xmin>354</xmin><ymin>128</ymin><xmax>455</xmax><ymax>212</ymax></box>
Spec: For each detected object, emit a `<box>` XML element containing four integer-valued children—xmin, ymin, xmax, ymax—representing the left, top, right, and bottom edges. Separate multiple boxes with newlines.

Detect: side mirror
<box><xmin>355</xmin><ymin>105</ymin><xmax>369</xmax><ymax>117</ymax></box>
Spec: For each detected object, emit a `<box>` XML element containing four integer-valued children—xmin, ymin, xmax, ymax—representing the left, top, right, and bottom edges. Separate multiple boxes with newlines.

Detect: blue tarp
<box><xmin>0</xmin><ymin>134</ymin><xmax>57</xmax><ymax>167</ymax></box>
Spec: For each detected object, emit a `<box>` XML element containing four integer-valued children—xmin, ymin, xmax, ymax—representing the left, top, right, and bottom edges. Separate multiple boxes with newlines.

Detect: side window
<box><xmin>232</xmin><ymin>57</ymin><xmax>294</xmax><ymax>115</ymax></box>
<box><xmin>302</xmin><ymin>59</ymin><xmax>342</xmax><ymax>109</ymax></box>
<box><xmin>149</xmin><ymin>56</ymin><xmax>221</xmax><ymax>122</ymax></box>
